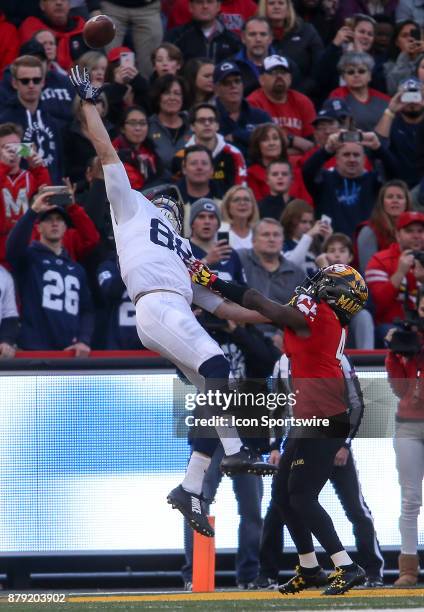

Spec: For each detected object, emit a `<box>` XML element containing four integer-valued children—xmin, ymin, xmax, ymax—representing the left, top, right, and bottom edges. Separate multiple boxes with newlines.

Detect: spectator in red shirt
<box><xmin>166</xmin><ymin>0</ymin><xmax>258</xmax><ymax>37</ymax></box>
<box><xmin>247</xmin><ymin>54</ymin><xmax>316</xmax><ymax>155</ymax></box>
<box><xmin>19</xmin><ymin>0</ymin><xmax>89</xmax><ymax>71</ymax></box>
<box><xmin>0</xmin><ymin>12</ymin><xmax>19</xmax><ymax>79</ymax></box>
<box><xmin>0</xmin><ymin>121</ymin><xmax>51</xmax><ymax>266</ymax></box>
<box><xmin>366</xmin><ymin>211</ymin><xmax>424</xmax><ymax>342</ymax></box>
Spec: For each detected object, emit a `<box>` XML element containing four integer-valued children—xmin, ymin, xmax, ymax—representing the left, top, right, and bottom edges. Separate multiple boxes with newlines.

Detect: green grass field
<box><xmin>1</xmin><ymin>588</ymin><xmax>424</xmax><ymax>611</ymax></box>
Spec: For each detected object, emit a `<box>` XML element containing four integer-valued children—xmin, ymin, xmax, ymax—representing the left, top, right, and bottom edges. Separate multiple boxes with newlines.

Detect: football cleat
<box><xmin>322</xmin><ymin>563</ymin><xmax>366</xmax><ymax>595</ymax></box>
<box><xmin>279</xmin><ymin>565</ymin><xmax>328</xmax><ymax>594</ymax></box>
<box><xmin>361</xmin><ymin>575</ymin><xmax>384</xmax><ymax>588</ymax></box>
<box><xmin>220</xmin><ymin>447</ymin><xmax>278</xmax><ymax>477</ymax></box>
<box><xmin>251</xmin><ymin>575</ymin><xmax>279</xmax><ymax>590</ymax></box>
<box><xmin>167</xmin><ymin>485</ymin><xmax>214</xmax><ymax>537</ymax></box>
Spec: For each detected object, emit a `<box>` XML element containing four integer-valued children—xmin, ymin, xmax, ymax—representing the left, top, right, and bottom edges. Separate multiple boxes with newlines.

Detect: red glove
<box><xmin>187</xmin><ymin>258</ymin><xmax>218</xmax><ymax>288</ymax></box>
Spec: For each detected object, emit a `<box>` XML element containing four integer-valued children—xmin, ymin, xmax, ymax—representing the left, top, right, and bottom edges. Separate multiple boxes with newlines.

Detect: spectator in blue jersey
<box><xmin>6</xmin><ymin>190</ymin><xmax>94</xmax><ymax>355</ymax></box>
<box><xmin>97</xmin><ymin>257</ymin><xmax>142</xmax><ymax>350</ymax></box>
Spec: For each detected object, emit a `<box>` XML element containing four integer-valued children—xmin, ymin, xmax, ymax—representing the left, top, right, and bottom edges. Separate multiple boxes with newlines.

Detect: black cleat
<box><xmin>361</xmin><ymin>575</ymin><xmax>384</xmax><ymax>588</ymax></box>
<box><xmin>279</xmin><ymin>566</ymin><xmax>328</xmax><ymax>594</ymax></box>
<box><xmin>220</xmin><ymin>447</ymin><xmax>278</xmax><ymax>477</ymax></box>
<box><xmin>167</xmin><ymin>485</ymin><xmax>214</xmax><ymax>537</ymax></box>
<box><xmin>322</xmin><ymin>564</ymin><xmax>366</xmax><ymax>595</ymax></box>
<box><xmin>251</xmin><ymin>574</ymin><xmax>279</xmax><ymax>590</ymax></box>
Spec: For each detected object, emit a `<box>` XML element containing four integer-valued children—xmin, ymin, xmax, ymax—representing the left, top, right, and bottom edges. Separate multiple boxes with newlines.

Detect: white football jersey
<box><xmin>104</xmin><ymin>162</ymin><xmax>194</xmax><ymax>304</ymax></box>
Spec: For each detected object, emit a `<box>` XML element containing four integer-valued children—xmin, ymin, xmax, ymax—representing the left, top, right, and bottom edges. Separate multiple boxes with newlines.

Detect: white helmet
<box><xmin>143</xmin><ymin>184</ymin><xmax>185</xmax><ymax>235</ymax></box>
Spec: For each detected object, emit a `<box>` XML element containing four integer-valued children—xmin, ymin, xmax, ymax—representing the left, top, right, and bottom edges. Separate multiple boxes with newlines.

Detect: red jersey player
<box><xmin>187</xmin><ymin>260</ymin><xmax>369</xmax><ymax>596</ymax></box>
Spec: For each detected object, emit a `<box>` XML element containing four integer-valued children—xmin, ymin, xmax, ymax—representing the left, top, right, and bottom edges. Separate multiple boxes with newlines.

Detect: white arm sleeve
<box><xmin>0</xmin><ymin>268</ymin><xmax>18</xmax><ymax>319</ymax></box>
<box><xmin>284</xmin><ymin>233</ymin><xmax>313</xmax><ymax>266</ymax></box>
<box><xmin>103</xmin><ymin>162</ymin><xmax>141</xmax><ymax>224</ymax></box>
<box><xmin>192</xmin><ymin>284</ymin><xmax>224</xmax><ymax>313</ymax></box>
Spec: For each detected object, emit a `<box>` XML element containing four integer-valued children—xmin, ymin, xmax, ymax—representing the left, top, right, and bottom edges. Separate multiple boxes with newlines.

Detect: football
<box><xmin>83</xmin><ymin>14</ymin><xmax>116</xmax><ymax>49</ymax></box>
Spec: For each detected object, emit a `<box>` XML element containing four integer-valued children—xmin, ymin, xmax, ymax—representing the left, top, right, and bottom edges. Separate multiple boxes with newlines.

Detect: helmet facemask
<box><xmin>142</xmin><ymin>184</ymin><xmax>185</xmax><ymax>235</ymax></box>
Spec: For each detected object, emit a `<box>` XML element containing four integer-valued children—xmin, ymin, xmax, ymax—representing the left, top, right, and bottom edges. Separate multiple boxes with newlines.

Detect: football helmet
<box><xmin>142</xmin><ymin>184</ymin><xmax>185</xmax><ymax>235</ymax></box>
<box><xmin>298</xmin><ymin>264</ymin><xmax>368</xmax><ymax>325</ymax></box>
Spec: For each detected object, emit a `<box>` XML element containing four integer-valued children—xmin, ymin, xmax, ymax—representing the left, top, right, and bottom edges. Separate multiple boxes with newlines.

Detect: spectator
<box><xmin>19</xmin><ymin>0</ymin><xmax>89</xmax><ymax>70</ymax></box>
<box><xmin>6</xmin><ymin>190</ymin><xmax>94</xmax><ymax>352</ymax></box>
<box><xmin>385</xmin><ymin>290</ymin><xmax>424</xmax><ymax>587</ymax></box>
<box><xmin>175</xmin><ymin>145</ymin><xmax>220</xmax><ymax>208</ymax></box>
<box><xmin>221</xmin><ymin>185</ymin><xmax>260</xmax><ymax>250</ymax></box>
<box><xmin>0</xmin><ymin>121</ymin><xmax>51</xmax><ymax>266</ymax></box>
<box><xmin>0</xmin><ymin>55</ymin><xmax>64</xmax><ymax>182</ymax></box>
<box><xmin>165</xmin><ymin>0</ymin><xmax>241</xmax><ymax>64</ymax></box>
<box><xmin>373</xmin><ymin>15</ymin><xmax>394</xmax><ymax>58</ymax></box>
<box><xmin>396</xmin><ymin>0</ymin><xmax>424</xmax><ymax>28</ymax></box>
<box><xmin>75</xmin><ymin>50</ymin><xmax>107</xmax><ymax>88</ymax></box>
<box><xmin>0</xmin><ymin>12</ymin><xmax>19</xmax><ymax>79</ymax></box>
<box><xmin>64</xmin><ymin>92</ymin><xmax>115</xmax><ymax>184</ymax></box>
<box><xmin>0</xmin><ymin>40</ymin><xmax>75</xmax><ymax>125</ymax></box>
<box><xmin>281</xmin><ymin>198</ymin><xmax>332</xmax><ymax>275</ymax></box>
<box><xmin>100</xmin><ymin>0</ymin><xmax>163</xmax><ymax>78</ymax></box>
<box><xmin>0</xmin><ymin>264</ymin><xmax>19</xmax><ymax>357</ymax></box>
<box><xmin>97</xmin><ymin>256</ymin><xmax>141</xmax><ymax>349</ymax></box>
<box><xmin>232</xmin><ymin>16</ymin><xmax>275</xmax><ymax>96</ymax></box>
<box><xmin>174</xmin><ymin>102</ymin><xmax>247</xmax><ymax>198</ymax></box>
<box><xmin>103</xmin><ymin>46</ymin><xmax>150</xmax><ymax>125</ymax></box>
<box><xmin>375</xmin><ymin>78</ymin><xmax>424</xmax><ymax>188</ymax></box>
<box><xmin>356</xmin><ymin>180</ymin><xmax>412</xmax><ymax>274</ymax></box>
<box><xmin>257</xmin><ymin>0</ymin><xmax>324</xmax><ymax>96</ymax></box>
<box><xmin>166</xmin><ymin>0</ymin><xmax>258</xmax><ymax>36</ymax></box>
<box><xmin>183</xmin><ymin>57</ymin><xmax>215</xmax><ymax>105</ymax></box>
<box><xmin>366</xmin><ymin>211</ymin><xmax>424</xmax><ymax>341</ymax></box>
<box><xmin>33</xmin><ymin>28</ymin><xmax>66</xmax><ymax>75</ymax></box>
<box><xmin>80</xmin><ymin>157</ymin><xmax>114</xmax><ymax>256</ymax></box>
<box><xmin>258</xmin><ymin>159</ymin><xmax>294</xmax><ymax>219</ymax></box>
<box><xmin>247</xmin><ymin>55</ymin><xmax>316</xmax><ymax>155</ymax></box>
<box><xmin>148</xmin><ymin>74</ymin><xmax>191</xmax><ymax>174</ymax></box>
<box><xmin>112</xmin><ymin>106</ymin><xmax>161</xmax><ymax>191</ymax></box>
<box><xmin>384</xmin><ymin>20</ymin><xmax>424</xmax><ymax>95</ymax></box>
<box><xmin>295</xmin><ymin>0</ymin><xmax>339</xmax><ymax>46</ymax></box>
<box><xmin>237</xmin><ymin>217</ymin><xmax>305</xmax><ymax>338</ymax></box>
<box><xmin>302</xmin><ymin>129</ymin><xmax>395</xmax><ymax>236</ymax></box>
<box><xmin>213</xmin><ymin>60</ymin><xmax>271</xmax><ymax>161</ymax></box>
<box><xmin>151</xmin><ymin>42</ymin><xmax>183</xmax><ymax>80</ymax></box>
<box><xmin>329</xmin><ymin>52</ymin><xmax>389</xmax><ymax>131</ymax></box>
<box><xmin>316</xmin><ymin>232</ymin><xmax>375</xmax><ymax>348</ymax></box>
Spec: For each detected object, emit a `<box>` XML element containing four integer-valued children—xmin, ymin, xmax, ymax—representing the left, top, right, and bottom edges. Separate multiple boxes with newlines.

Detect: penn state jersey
<box><xmin>104</xmin><ymin>162</ymin><xmax>194</xmax><ymax>304</ymax></box>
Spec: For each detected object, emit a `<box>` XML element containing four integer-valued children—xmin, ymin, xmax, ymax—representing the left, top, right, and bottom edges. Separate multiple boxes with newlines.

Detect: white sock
<box><xmin>214</xmin><ymin>425</ymin><xmax>242</xmax><ymax>456</ymax></box>
<box><xmin>299</xmin><ymin>552</ymin><xmax>319</xmax><ymax>568</ymax></box>
<box><xmin>181</xmin><ymin>452</ymin><xmax>211</xmax><ymax>495</ymax></box>
<box><xmin>331</xmin><ymin>550</ymin><xmax>353</xmax><ymax>567</ymax></box>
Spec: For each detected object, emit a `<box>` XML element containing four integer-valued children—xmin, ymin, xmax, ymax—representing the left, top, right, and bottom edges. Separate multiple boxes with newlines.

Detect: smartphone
<box><xmin>120</xmin><ymin>51</ymin><xmax>135</xmax><ymax>68</ymax></box>
<box><xmin>321</xmin><ymin>214</ymin><xmax>332</xmax><ymax>226</ymax></box>
<box><xmin>411</xmin><ymin>28</ymin><xmax>421</xmax><ymax>41</ymax></box>
<box><xmin>217</xmin><ymin>231</ymin><xmax>230</xmax><ymax>244</ymax></box>
<box><xmin>16</xmin><ymin>143</ymin><xmax>33</xmax><ymax>158</ymax></box>
<box><xmin>401</xmin><ymin>91</ymin><xmax>422</xmax><ymax>103</ymax></box>
<box><xmin>339</xmin><ymin>130</ymin><xmax>363</xmax><ymax>143</ymax></box>
<box><xmin>344</xmin><ymin>17</ymin><xmax>354</xmax><ymax>29</ymax></box>
<box><xmin>40</xmin><ymin>185</ymin><xmax>72</xmax><ymax>207</ymax></box>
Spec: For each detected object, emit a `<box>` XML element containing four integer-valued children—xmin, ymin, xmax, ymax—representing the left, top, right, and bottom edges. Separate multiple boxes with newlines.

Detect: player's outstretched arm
<box><xmin>69</xmin><ymin>66</ymin><xmax>119</xmax><ymax>166</ymax></box>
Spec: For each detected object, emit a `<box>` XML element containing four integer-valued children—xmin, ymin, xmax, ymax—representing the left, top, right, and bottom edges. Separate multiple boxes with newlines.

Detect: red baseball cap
<box><xmin>106</xmin><ymin>46</ymin><xmax>132</xmax><ymax>63</ymax></box>
<box><xmin>396</xmin><ymin>211</ymin><xmax>424</xmax><ymax>230</ymax></box>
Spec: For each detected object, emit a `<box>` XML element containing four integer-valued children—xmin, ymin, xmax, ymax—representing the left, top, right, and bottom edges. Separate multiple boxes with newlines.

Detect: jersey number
<box><xmin>336</xmin><ymin>328</ymin><xmax>346</xmax><ymax>363</ymax></box>
<box><xmin>149</xmin><ymin>218</ymin><xmax>192</xmax><ymax>261</ymax></box>
<box><xmin>42</xmin><ymin>270</ymin><xmax>80</xmax><ymax>315</ymax></box>
<box><xmin>119</xmin><ymin>291</ymin><xmax>136</xmax><ymax>326</ymax></box>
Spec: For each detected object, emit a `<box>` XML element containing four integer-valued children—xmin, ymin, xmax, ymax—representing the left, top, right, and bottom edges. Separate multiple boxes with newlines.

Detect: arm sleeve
<box><xmin>5</xmin><ymin>208</ymin><xmax>37</xmax><ymax>266</ymax></box>
<box><xmin>66</xmin><ymin>203</ymin><xmax>100</xmax><ymax>260</ymax></box>
<box><xmin>341</xmin><ymin>355</ymin><xmax>364</xmax><ymax>446</ymax></box>
<box><xmin>385</xmin><ymin>351</ymin><xmax>409</xmax><ymax>398</ymax></box>
<box><xmin>284</xmin><ymin>233</ymin><xmax>313</xmax><ymax>267</ymax></box>
<box><xmin>302</xmin><ymin>148</ymin><xmax>332</xmax><ymax>193</ymax></box>
<box><xmin>192</xmin><ymin>283</ymin><xmax>224</xmax><ymax>313</ymax></box>
<box><xmin>357</xmin><ymin>225</ymin><xmax>378</xmax><ymax>274</ymax></box>
<box><xmin>365</xmin><ymin>253</ymin><xmax>400</xmax><ymax>316</ymax></box>
<box><xmin>102</xmin><ymin>161</ymin><xmax>141</xmax><ymax>224</ymax></box>
<box><xmin>97</xmin><ymin>262</ymin><xmax>126</xmax><ymax>300</ymax></box>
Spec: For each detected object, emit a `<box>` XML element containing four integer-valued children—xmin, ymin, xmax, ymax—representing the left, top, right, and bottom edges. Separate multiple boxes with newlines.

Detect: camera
<box><xmin>339</xmin><ymin>130</ymin><xmax>363</xmax><ymax>143</ymax></box>
<box><xmin>388</xmin><ymin>311</ymin><xmax>424</xmax><ymax>356</ymax></box>
<box><xmin>39</xmin><ymin>185</ymin><xmax>72</xmax><ymax>207</ymax></box>
<box><xmin>400</xmin><ymin>79</ymin><xmax>423</xmax><ymax>104</ymax></box>
<box><xmin>412</xmin><ymin>250</ymin><xmax>424</xmax><ymax>265</ymax></box>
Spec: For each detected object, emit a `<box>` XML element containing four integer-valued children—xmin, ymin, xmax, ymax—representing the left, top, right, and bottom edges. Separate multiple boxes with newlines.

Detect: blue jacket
<box><xmin>6</xmin><ymin>209</ymin><xmax>94</xmax><ymax>349</ymax></box>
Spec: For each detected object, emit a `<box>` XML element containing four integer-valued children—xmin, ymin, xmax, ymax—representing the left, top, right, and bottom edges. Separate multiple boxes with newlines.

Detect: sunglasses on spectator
<box><xmin>16</xmin><ymin>77</ymin><xmax>43</xmax><ymax>85</ymax></box>
<box><xmin>125</xmin><ymin>120</ymin><xmax>148</xmax><ymax>126</ymax></box>
<box><xmin>344</xmin><ymin>67</ymin><xmax>368</xmax><ymax>75</ymax></box>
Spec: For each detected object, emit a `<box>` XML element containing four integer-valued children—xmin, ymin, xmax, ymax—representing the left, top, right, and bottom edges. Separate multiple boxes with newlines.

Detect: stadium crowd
<box><xmin>0</xmin><ymin>0</ymin><xmax>423</xmax><ymax>593</ymax></box>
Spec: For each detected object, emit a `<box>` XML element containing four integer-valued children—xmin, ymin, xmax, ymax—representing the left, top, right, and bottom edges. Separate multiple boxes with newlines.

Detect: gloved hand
<box><xmin>187</xmin><ymin>258</ymin><xmax>218</xmax><ymax>288</ymax></box>
<box><xmin>69</xmin><ymin>65</ymin><xmax>103</xmax><ymax>104</ymax></box>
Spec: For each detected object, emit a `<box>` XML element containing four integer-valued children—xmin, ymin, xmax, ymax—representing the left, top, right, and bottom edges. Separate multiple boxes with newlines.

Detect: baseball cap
<box><xmin>107</xmin><ymin>46</ymin><xmax>132</xmax><ymax>63</ymax></box>
<box><xmin>189</xmin><ymin>198</ymin><xmax>221</xmax><ymax>226</ymax></box>
<box><xmin>38</xmin><ymin>206</ymin><xmax>72</xmax><ymax>227</ymax></box>
<box><xmin>263</xmin><ymin>55</ymin><xmax>291</xmax><ymax>73</ymax></box>
<box><xmin>321</xmin><ymin>98</ymin><xmax>352</xmax><ymax>119</ymax></box>
<box><xmin>19</xmin><ymin>40</ymin><xmax>47</xmax><ymax>61</ymax></box>
<box><xmin>312</xmin><ymin>109</ymin><xmax>341</xmax><ymax>125</ymax></box>
<box><xmin>396</xmin><ymin>211</ymin><xmax>424</xmax><ymax>230</ymax></box>
<box><xmin>213</xmin><ymin>61</ymin><xmax>241</xmax><ymax>84</ymax></box>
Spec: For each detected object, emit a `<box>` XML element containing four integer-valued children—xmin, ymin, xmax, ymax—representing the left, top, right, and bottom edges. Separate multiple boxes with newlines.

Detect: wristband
<box><xmin>384</xmin><ymin>108</ymin><xmax>395</xmax><ymax>119</ymax></box>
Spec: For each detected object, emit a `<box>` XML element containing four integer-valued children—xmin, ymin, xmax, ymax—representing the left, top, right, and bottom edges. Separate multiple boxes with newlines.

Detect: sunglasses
<box><xmin>344</xmin><ymin>67</ymin><xmax>368</xmax><ymax>75</ymax></box>
<box><xmin>16</xmin><ymin>77</ymin><xmax>43</xmax><ymax>85</ymax></box>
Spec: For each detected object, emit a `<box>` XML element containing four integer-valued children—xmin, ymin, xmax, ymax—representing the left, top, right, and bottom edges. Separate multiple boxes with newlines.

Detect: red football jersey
<box><xmin>284</xmin><ymin>294</ymin><xmax>347</xmax><ymax>418</ymax></box>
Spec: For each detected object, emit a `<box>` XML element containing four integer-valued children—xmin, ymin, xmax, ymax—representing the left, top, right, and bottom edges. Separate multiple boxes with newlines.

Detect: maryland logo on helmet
<box><xmin>321</xmin><ymin>264</ymin><xmax>368</xmax><ymax>320</ymax></box>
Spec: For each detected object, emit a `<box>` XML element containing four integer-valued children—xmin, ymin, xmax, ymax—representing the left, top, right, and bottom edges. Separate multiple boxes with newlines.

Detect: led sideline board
<box><xmin>0</xmin><ymin>370</ymin><xmax>420</xmax><ymax>553</ymax></box>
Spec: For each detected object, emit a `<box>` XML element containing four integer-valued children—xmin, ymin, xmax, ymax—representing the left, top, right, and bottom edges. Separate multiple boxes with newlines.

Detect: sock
<box><xmin>299</xmin><ymin>552</ymin><xmax>319</xmax><ymax>569</ymax></box>
<box><xmin>214</xmin><ymin>425</ymin><xmax>242</xmax><ymax>456</ymax></box>
<box><xmin>181</xmin><ymin>452</ymin><xmax>211</xmax><ymax>495</ymax></box>
<box><xmin>331</xmin><ymin>550</ymin><xmax>353</xmax><ymax>568</ymax></box>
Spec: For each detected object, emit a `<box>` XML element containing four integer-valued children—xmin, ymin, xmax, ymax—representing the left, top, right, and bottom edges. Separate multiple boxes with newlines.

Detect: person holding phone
<box><xmin>384</xmin><ymin>20</ymin><xmax>424</xmax><ymax>95</ymax></box>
